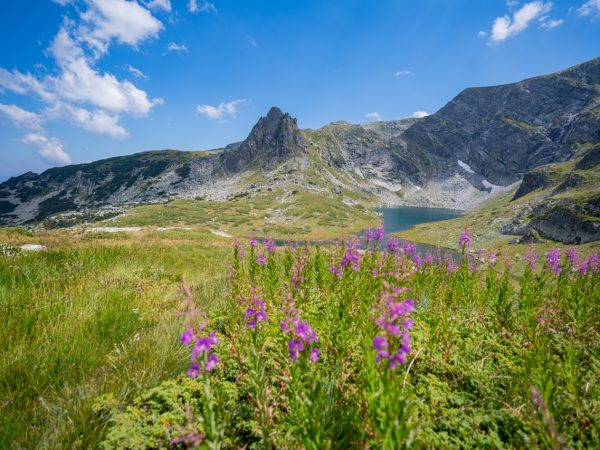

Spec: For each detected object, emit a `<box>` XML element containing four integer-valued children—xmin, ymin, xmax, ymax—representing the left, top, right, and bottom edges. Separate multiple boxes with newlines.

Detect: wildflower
<box><xmin>386</xmin><ymin>238</ymin><xmax>399</xmax><ymax>255</ymax></box>
<box><xmin>280</xmin><ymin>293</ymin><xmax>319</xmax><ymax>363</ymax></box>
<box><xmin>290</xmin><ymin>246</ymin><xmax>308</xmax><ymax>290</ymax></box>
<box><xmin>524</xmin><ymin>247</ymin><xmax>537</xmax><ymax>271</ymax></box>
<box><xmin>329</xmin><ymin>265</ymin><xmax>343</xmax><ymax>279</ymax></box>
<box><xmin>179</xmin><ymin>277</ymin><xmax>220</xmax><ymax>377</ymax></box>
<box><xmin>372</xmin><ymin>283</ymin><xmax>414</xmax><ymax>370</ymax></box>
<box><xmin>459</xmin><ymin>230</ymin><xmax>472</xmax><ymax>249</ymax></box>
<box><xmin>580</xmin><ymin>252</ymin><xmax>600</xmax><ymax>275</ymax></box>
<box><xmin>341</xmin><ymin>244</ymin><xmax>360</xmax><ymax>271</ymax></box>
<box><xmin>488</xmin><ymin>251</ymin><xmax>496</xmax><ymax>266</ymax></box>
<box><xmin>244</xmin><ymin>290</ymin><xmax>267</xmax><ymax>330</ymax></box>
<box><xmin>263</xmin><ymin>238</ymin><xmax>276</xmax><ymax>255</ymax></box>
<box><xmin>565</xmin><ymin>248</ymin><xmax>579</xmax><ymax>271</ymax></box>
<box><xmin>309</xmin><ymin>347</ymin><xmax>320</xmax><ymax>362</ymax></box>
<box><xmin>180</xmin><ymin>328</ymin><xmax>195</xmax><ymax>346</ymax></box>
<box><xmin>413</xmin><ymin>254</ymin><xmax>423</xmax><ymax>269</ymax></box>
<box><xmin>446</xmin><ymin>255</ymin><xmax>457</xmax><ymax>273</ymax></box>
<box><xmin>249</xmin><ymin>237</ymin><xmax>257</xmax><ymax>248</ymax></box>
<box><xmin>232</xmin><ymin>239</ymin><xmax>245</xmax><ymax>258</ymax></box>
<box><xmin>183</xmin><ymin>330</ymin><xmax>220</xmax><ymax>377</ymax></box>
<box><xmin>546</xmin><ymin>248</ymin><xmax>561</xmax><ymax>275</ymax></box>
<box><xmin>424</xmin><ymin>253</ymin><xmax>434</xmax><ymax>266</ymax></box>
<box><xmin>403</xmin><ymin>240</ymin><xmax>417</xmax><ymax>257</ymax></box>
<box><xmin>257</xmin><ymin>254</ymin><xmax>267</xmax><ymax>265</ymax></box>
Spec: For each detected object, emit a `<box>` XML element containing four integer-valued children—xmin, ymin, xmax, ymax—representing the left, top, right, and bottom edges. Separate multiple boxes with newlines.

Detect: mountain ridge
<box><xmin>1</xmin><ymin>57</ymin><xmax>599</xmax><ymax>244</ymax></box>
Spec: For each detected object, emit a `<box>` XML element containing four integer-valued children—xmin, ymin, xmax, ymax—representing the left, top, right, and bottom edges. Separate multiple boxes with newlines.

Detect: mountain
<box><xmin>1</xmin><ymin>58</ymin><xmax>599</xmax><ymax>243</ymax></box>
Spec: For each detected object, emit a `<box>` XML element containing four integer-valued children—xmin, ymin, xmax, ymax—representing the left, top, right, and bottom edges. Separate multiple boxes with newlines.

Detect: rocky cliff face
<box><xmin>1</xmin><ymin>57</ymin><xmax>599</xmax><ymax>234</ymax></box>
<box><xmin>221</xmin><ymin>107</ymin><xmax>306</xmax><ymax>173</ymax></box>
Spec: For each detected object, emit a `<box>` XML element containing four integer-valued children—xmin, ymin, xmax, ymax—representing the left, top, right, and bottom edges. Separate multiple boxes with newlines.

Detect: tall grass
<box><xmin>0</xmin><ymin>234</ymin><xmax>229</xmax><ymax>448</ymax></box>
<box><xmin>99</xmin><ymin>234</ymin><xmax>599</xmax><ymax>449</ymax></box>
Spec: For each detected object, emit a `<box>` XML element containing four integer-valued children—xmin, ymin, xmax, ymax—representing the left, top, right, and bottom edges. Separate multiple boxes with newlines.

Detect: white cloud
<box><xmin>394</xmin><ymin>69</ymin><xmax>410</xmax><ymax>77</ymax></box>
<box><xmin>577</xmin><ymin>0</ymin><xmax>600</xmax><ymax>16</ymax></box>
<box><xmin>143</xmin><ymin>0</ymin><xmax>171</xmax><ymax>12</ymax></box>
<box><xmin>167</xmin><ymin>42</ymin><xmax>188</xmax><ymax>53</ymax></box>
<box><xmin>125</xmin><ymin>64</ymin><xmax>147</xmax><ymax>79</ymax></box>
<box><xmin>197</xmin><ymin>100</ymin><xmax>244</xmax><ymax>120</ymax></box>
<box><xmin>21</xmin><ymin>133</ymin><xmax>72</xmax><ymax>165</ymax></box>
<box><xmin>540</xmin><ymin>18</ymin><xmax>564</xmax><ymax>28</ymax></box>
<box><xmin>76</xmin><ymin>0</ymin><xmax>163</xmax><ymax>57</ymax></box>
<box><xmin>506</xmin><ymin>0</ymin><xmax>520</xmax><ymax>8</ymax></box>
<box><xmin>0</xmin><ymin>2</ymin><xmax>163</xmax><ymax>145</ymax></box>
<box><xmin>477</xmin><ymin>30</ymin><xmax>487</xmax><ymax>38</ymax></box>
<box><xmin>45</xmin><ymin>102</ymin><xmax>128</xmax><ymax>138</ymax></box>
<box><xmin>412</xmin><ymin>111</ymin><xmax>429</xmax><ymax>118</ymax></box>
<box><xmin>489</xmin><ymin>1</ymin><xmax>553</xmax><ymax>43</ymax></box>
<box><xmin>53</xmin><ymin>0</ymin><xmax>74</xmax><ymax>5</ymax></box>
<box><xmin>188</xmin><ymin>0</ymin><xmax>217</xmax><ymax>13</ymax></box>
<box><xmin>48</xmin><ymin>27</ymin><xmax>162</xmax><ymax>115</ymax></box>
<box><xmin>0</xmin><ymin>104</ymin><xmax>43</xmax><ymax>130</ymax></box>
<box><xmin>248</xmin><ymin>36</ymin><xmax>258</xmax><ymax>47</ymax></box>
<box><xmin>366</xmin><ymin>112</ymin><xmax>381</xmax><ymax>121</ymax></box>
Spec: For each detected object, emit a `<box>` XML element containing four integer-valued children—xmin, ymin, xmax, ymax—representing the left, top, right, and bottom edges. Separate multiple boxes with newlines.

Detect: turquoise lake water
<box><xmin>376</xmin><ymin>206</ymin><xmax>463</xmax><ymax>234</ymax></box>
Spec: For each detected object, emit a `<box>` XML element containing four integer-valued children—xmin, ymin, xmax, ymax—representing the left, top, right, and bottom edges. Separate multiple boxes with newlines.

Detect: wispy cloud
<box><xmin>0</xmin><ymin>103</ymin><xmax>43</xmax><ymax>130</ymax></box>
<box><xmin>167</xmin><ymin>42</ymin><xmax>188</xmax><ymax>53</ymax></box>
<box><xmin>197</xmin><ymin>100</ymin><xmax>244</xmax><ymax>120</ymax></box>
<box><xmin>21</xmin><ymin>133</ymin><xmax>72</xmax><ymax>165</ymax></box>
<box><xmin>125</xmin><ymin>64</ymin><xmax>148</xmax><ymax>79</ymax></box>
<box><xmin>577</xmin><ymin>0</ymin><xmax>600</xmax><ymax>17</ymax></box>
<box><xmin>188</xmin><ymin>0</ymin><xmax>217</xmax><ymax>13</ymax></box>
<box><xmin>366</xmin><ymin>112</ymin><xmax>381</xmax><ymax>121</ymax></box>
<box><xmin>540</xmin><ymin>18</ymin><xmax>564</xmax><ymax>28</ymax></box>
<box><xmin>412</xmin><ymin>111</ymin><xmax>429</xmax><ymax>118</ymax></box>
<box><xmin>488</xmin><ymin>1</ymin><xmax>556</xmax><ymax>43</ymax></box>
<box><xmin>394</xmin><ymin>69</ymin><xmax>410</xmax><ymax>77</ymax></box>
<box><xmin>143</xmin><ymin>0</ymin><xmax>171</xmax><ymax>12</ymax></box>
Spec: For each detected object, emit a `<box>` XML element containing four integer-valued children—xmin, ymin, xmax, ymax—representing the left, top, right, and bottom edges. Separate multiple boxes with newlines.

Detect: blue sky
<box><xmin>0</xmin><ymin>0</ymin><xmax>599</xmax><ymax>179</ymax></box>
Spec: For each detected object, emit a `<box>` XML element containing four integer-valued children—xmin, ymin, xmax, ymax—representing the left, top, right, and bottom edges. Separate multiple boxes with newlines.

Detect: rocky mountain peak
<box><xmin>221</xmin><ymin>106</ymin><xmax>306</xmax><ymax>172</ymax></box>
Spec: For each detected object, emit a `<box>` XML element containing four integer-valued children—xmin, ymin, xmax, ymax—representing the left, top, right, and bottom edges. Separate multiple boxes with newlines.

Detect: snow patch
<box><xmin>457</xmin><ymin>160</ymin><xmax>475</xmax><ymax>174</ymax></box>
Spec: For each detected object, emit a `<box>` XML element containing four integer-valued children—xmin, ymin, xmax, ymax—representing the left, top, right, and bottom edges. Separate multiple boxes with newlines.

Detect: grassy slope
<box><xmin>0</xmin><ymin>227</ymin><xmax>231</xmax><ymax>448</ymax></box>
<box><xmin>104</xmin><ymin>186</ymin><xmax>378</xmax><ymax>241</ymax></box>
<box><xmin>396</xmin><ymin>149</ymin><xmax>600</xmax><ymax>260</ymax></box>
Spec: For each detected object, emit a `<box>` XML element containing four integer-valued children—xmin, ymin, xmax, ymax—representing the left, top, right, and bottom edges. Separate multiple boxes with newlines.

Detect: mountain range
<box><xmin>1</xmin><ymin>57</ymin><xmax>599</xmax><ymax>243</ymax></box>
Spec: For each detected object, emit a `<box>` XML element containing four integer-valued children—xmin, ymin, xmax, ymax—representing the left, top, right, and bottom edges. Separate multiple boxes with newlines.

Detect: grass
<box><xmin>0</xmin><ymin>227</ymin><xmax>231</xmax><ymax>449</ymax></box>
<box><xmin>102</xmin><ymin>191</ymin><xmax>378</xmax><ymax>241</ymax></box>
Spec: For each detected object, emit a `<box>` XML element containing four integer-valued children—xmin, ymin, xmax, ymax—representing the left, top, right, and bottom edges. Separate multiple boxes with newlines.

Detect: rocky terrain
<box><xmin>0</xmin><ymin>57</ymin><xmax>599</xmax><ymax>243</ymax></box>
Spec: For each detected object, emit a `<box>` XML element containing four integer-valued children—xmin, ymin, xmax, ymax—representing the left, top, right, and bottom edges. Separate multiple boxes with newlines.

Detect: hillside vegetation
<box><xmin>1</xmin><ymin>227</ymin><xmax>598</xmax><ymax>448</ymax></box>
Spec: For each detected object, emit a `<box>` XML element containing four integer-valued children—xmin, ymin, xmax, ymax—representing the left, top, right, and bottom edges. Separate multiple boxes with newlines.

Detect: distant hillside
<box><xmin>1</xmin><ymin>57</ymin><xmax>599</xmax><ymax>245</ymax></box>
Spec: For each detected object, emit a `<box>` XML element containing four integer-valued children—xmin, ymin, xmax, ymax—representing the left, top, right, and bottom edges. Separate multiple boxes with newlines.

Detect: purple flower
<box><xmin>288</xmin><ymin>339</ymin><xmax>304</xmax><ymax>362</ymax></box>
<box><xmin>458</xmin><ymin>230</ymin><xmax>472</xmax><ymax>249</ymax></box>
<box><xmin>488</xmin><ymin>251</ymin><xmax>496</xmax><ymax>266</ymax></box>
<box><xmin>244</xmin><ymin>290</ymin><xmax>267</xmax><ymax>330</ymax></box>
<box><xmin>524</xmin><ymin>247</ymin><xmax>537</xmax><ymax>271</ymax></box>
<box><xmin>403</xmin><ymin>240</ymin><xmax>417</xmax><ymax>257</ymax></box>
<box><xmin>566</xmin><ymin>248</ymin><xmax>579</xmax><ymax>271</ymax></box>
<box><xmin>372</xmin><ymin>284</ymin><xmax>414</xmax><ymax>371</ymax></box>
<box><xmin>446</xmin><ymin>255</ymin><xmax>457</xmax><ymax>273</ymax></box>
<box><xmin>546</xmin><ymin>248</ymin><xmax>561</xmax><ymax>275</ymax></box>
<box><xmin>205</xmin><ymin>353</ymin><xmax>220</xmax><ymax>371</ymax></box>
<box><xmin>187</xmin><ymin>363</ymin><xmax>201</xmax><ymax>378</ymax></box>
<box><xmin>386</xmin><ymin>238</ymin><xmax>400</xmax><ymax>255</ymax></box>
<box><xmin>329</xmin><ymin>265</ymin><xmax>343</xmax><ymax>279</ymax></box>
<box><xmin>180</xmin><ymin>328</ymin><xmax>195</xmax><ymax>346</ymax></box>
<box><xmin>263</xmin><ymin>239</ymin><xmax>276</xmax><ymax>255</ymax></box>
<box><xmin>413</xmin><ymin>254</ymin><xmax>423</xmax><ymax>269</ymax></box>
<box><xmin>373</xmin><ymin>335</ymin><xmax>388</xmax><ymax>350</ymax></box>
<box><xmin>232</xmin><ymin>239</ymin><xmax>245</xmax><ymax>258</ymax></box>
<box><xmin>341</xmin><ymin>246</ymin><xmax>360</xmax><ymax>271</ymax></box>
<box><xmin>309</xmin><ymin>347</ymin><xmax>320</xmax><ymax>362</ymax></box>
<box><xmin>281</xmin><ymin>294</ymin><xmax>319</xmax><ymax>363</ymax></box>
<box><xmin>249</xmin><ymin>237</ymin><xmax>257</xmax><ymax>248</ymax></box>
<box><xmin>424</xmin><ymin>253</ymin><xmax>434</xmax><ymax>265</ymax></box>
<box><xmin>257</xmin><ymin>254</ymin><xmax>267</xmax><ymax>265</ymax></box>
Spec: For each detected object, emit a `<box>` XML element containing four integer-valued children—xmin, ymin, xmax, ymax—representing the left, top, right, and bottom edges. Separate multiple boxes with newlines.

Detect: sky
<box><xmin>0</xmin><ymin>0</ymin><xmax>599</xmax><ymax>179</ymax></box>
